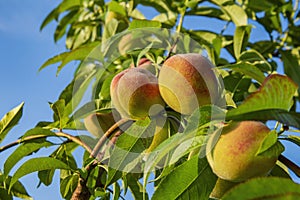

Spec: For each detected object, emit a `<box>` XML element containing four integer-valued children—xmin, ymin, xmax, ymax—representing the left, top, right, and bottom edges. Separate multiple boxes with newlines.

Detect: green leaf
<box><xmin>9</xmin><ymin>157</ymin><xmax>71</xmax><ymax>191</ymax></box>
<box><xmin>40</xmin><ymin>0</ymin><xmax>82</xmax><ymax>30</ymax></box>
<box><xmin>50</xmin><ymin>99</ymin><xmax>69</xmax><ymax>129</ymax></box>
<box><xmin>211</xmin><ymin>0</ymin><xmax>248</xmax><ymax>26</ymax></box>
<box><xmin>4</xmin><ymin>140</ymin><xmax>53</xmax><ymax>176</ymax></box>
<box><xmin>186</xmin><ymin>6</ymin><xmax>230</xmax><ymax>21</ymax></box>
<box><xmin>220</xmin><ymin>63</ymin><xmax>265</xmax><ymax>83</ymax></box>
<box><xmin>168</xmin><ymin>135</ymin><xmax>206</xmax><ymax>165</ymax></box>
<box><xmin>38</xmin><ymin>170</ymin><xmax>55</xmax><ymax>187</ymax></box>
<box><xmin>222</xmin><ymin>177</ymin><xmax>300</xmax><ymax>200</ymax></box>
<box><xmin>107</xmin><ymin>1</ymin><xmax>126</xmax><ymax>16</ymax></box>
<box><xmin>67</xmin><ymin>64</ymin><xmax>100</xmax><ymax>118</ymax></box>
<box><xmin>99</xmin><ymin>74</ymin><xmax>114</xmax><ymax>100</ymax></box>
<box><xmin>152</xmin><ymin>11</ymin><xmax>177</xmax><ymax>27</ymax></box>
<box><xmin>258</xmin><ymin>141</ymin><xmax>285</xmax><ymax>158</ymax></box>
<box><xmin>144</xmin><ymin>106</ymin><xmax>225</xmax><ymax>173</ymax></box>
<box><xmin>112</xmin><ymin>182</ymin><xmax>121</xmax><ymax>200</ymax></box>
<box><xmin>0</xmin><ymin>102</ymin><xmax>24</xmax><ymax>144</ymax></box>
<box><xmin>270</xmin><ymin>163</ymin><xmax>291</xmax><ymax>179</ymax></box>
<box><xmin>256</xmin><ymin>130</ymin><xmax>278</xmax><ymax>156</ymax></box>
<box><xmin>106</xmin><ymin>119</ymin><xmax>153</xmax><ymax>186</ymax></box>
<box><xmin>102</xmin><ymin>18</ymin><xmax>119</xmax><ymax>42</ymax></box>
<box><xmin>128</xmin><ymin>19</ymin><xmax>162</xmax><ymax>30</ymax></box>
<box><xmin>239</xmin><ymin>49</ymin><xmax>272</xmax><ymax>72</ymax></box>
<box><xmin>139</xmin><ymin>0</ymin><xmax>173</xmax><ymax>13</ymax></box>
<box><xmin>0</xmin><ymin>188</ymin><xmax>13</xmax><ymax>200</ymax></box>
<box><xmin>0</xmin><ymin>173</ymin><xmax>32</xmax><ymax>200</ymax></box>
<box><xmin>22</xmin><ymin>127</ymin><xmax>56</xmax><ymax>138</ymax></box>
<box><xmin>38</xmin><ymin>41</ymin><xmax>101</xmax><ymax>75</ymax></box>
<box><xmin>54</xmin><ymin>9</ymin><xmax>79</xmax><ymax>42</ymax></box>
<box><xmin>234</xmin><ymin>25</ymin><xmax>251</xmax><ymax>59</ymax></box>
<box><xmin>152</xmin><ymin>157</ymin><xmax>217</xmax><ymax>200</ymax></box>
<box><xmin>60</xmin><ymin>174</ymin><xmax>79</xmax><ymax>198</ymax></box>
<box><xmin>227</xmin><ymin>74</ymin><xmax>298</xmax><ymax>118</ymax></box>
<box><xmin>126</xmin><ymin>174</ymin><xmax>149</xmax><ymax>200</ymax></box>
<box><xmin>246</xmin><ymin>0</ymin><xmax>276</xmax><ymax>12</ymax></box>
<box><xmin>226</xmin><ymin>109</ymin><xmax>300</xmax><ymax>129</ymax></box>
<box><xmin>281</xmin><ymin>50</ymin><xmax>300</xmax><ymax>95</ymax></box>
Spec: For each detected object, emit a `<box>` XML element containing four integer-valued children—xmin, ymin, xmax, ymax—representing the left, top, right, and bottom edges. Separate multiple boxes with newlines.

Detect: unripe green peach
<box><xmin>110</xmin><ymin>68</ymin><xmax>165</xmax><ymax>120</ymax></box>
<box><xmin>207</xmin><ymin>121</ymin><xmax>280</xmax><ymax>182</ymax></box>
<box><xmin>158</xmin><ymin>53</ymin><xmax>221</xmax><ymax>115</ymax></box>
<box><xmin>84</xmin><ymin>111</ymin><xmax>121</xmax><ymax>138</ymax></box>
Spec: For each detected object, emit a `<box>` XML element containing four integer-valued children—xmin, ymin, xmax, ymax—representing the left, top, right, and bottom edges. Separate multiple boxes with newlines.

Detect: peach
<box><xmin>84</xmin><ymin>111</ymin><xmax>121</xmax><ymax>138</ymax></box>
<box><xmin>130</xmin><ymin>58</ymin><xmax>157</xmax><ymax>75</ymax></box>
<box><xmin>207</xmin><ymin>121</ymin><xmax>281</xmax><ymax>182</ymax></box>
<box><xmin>158</xmin><ymin>53</ymin><xmax>221</xmax><ymax>115</ymax></box>
<box><xmin>110</xmin><ymin>68</ymin><xmax>165</xmax><ymax>120</ymax></box>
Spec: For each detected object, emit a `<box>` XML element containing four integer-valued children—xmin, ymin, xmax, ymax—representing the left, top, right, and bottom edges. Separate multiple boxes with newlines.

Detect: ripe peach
<box><xmin>158</xmin><ymin>54</ymin><xmax>221</xmax><ymax>115</ymax></box>
<box><xmin>110</xmin><ymin>68</ymin><xmax>165</xmax><ymax>120</ymax></box>
<box><xmin>207</xmin><ymin>121</ymin><xmax>281</xmax><ymax>182</ymax></box>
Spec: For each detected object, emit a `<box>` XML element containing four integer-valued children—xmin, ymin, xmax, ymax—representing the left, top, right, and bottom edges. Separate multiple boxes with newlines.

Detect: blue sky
<box><xmin>0</xmin><ymin>1</ymin><xmax>299</xmax><ymax>200</ymax></box>
<box><xmin>0</xmin><ymin>1</ymin><xmax>73</xmax><ymax>199</ymax></box>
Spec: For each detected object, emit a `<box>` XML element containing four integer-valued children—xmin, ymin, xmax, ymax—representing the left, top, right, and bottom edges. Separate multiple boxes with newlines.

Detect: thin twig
<box><xmin>72</xmin><ymin>119</ymin><xmax>133</xmax><ymax>200</ymax></box>
<box><xmin>56</xmin><ymin>131</ymin><xmax>93</xmax><ymax>153</ymax></box>
<box><xmin>90</xmin><ymin>118</ymin><xmax>133</xmax><ymax>159</ymax></box>
<box><xmin>0</xmin><ymin>131</ymin><xmax>92</xmax><ymax>154</ymax></box>
<box><xmin>0</xmin><ymin>135</ymin><xmax>48</xmax><ymax>153</ymax></box>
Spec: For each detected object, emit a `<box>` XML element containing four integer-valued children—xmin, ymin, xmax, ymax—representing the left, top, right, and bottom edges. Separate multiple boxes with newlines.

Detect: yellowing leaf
<box><xmin>227</xmin><ymin>74</ymin><xmax>298</xmax><ymax>117</ymax></box>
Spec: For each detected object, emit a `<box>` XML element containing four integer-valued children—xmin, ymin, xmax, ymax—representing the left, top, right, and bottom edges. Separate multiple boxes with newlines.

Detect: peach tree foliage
<box><xmin>1</xmin><ymin>0</ymin><xmax>300</xmax><ymax>199</ymax></box>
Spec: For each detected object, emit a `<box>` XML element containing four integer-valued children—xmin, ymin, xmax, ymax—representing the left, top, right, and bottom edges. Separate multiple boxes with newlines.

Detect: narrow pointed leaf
<box><xmin>0</xmin><ymin>173</ymin><xmax>32</xmax><ymax>200</ymax></box>
<box><xmin>126</xmin><ymin>174</ymin><xmax>149</xmax><ymax>200</ymax></box>
<box><xmin>9</xmin><ymin>157</ymin><xmax>71</xmax><ymax>191</ymax></box>
<box><xmin>0</xmin><ymin>102</ymin><xmax>24</xmax><ymax>144</ymax></box>
<box><xmin>227</xmin><ymin>74</ymin><xmax>298</xmax><ymax>118</ymax></box>
<box><xmin>222</xmin><ymin>177</ymin><xmax>300</xmax><ymax>200</ymax></box>
<box><xmin>152</xmin><ymin>157</ymin><xmax>217</xmax><ymax>200</ymax></box>
<box><xmin>106</xmin><ymin>119</ymin><xmax>153</xmax><ymax>186</ymax></box>
<box><xmin>4</xmin><ymin>141</ymin><xmax>53</xmax><ymax>176</ymax></box>
<box><xmin>234</xmin><ymin>25</ymin><xmax>251</xmax><ymax>59</ymax></box>
<box><xmin>128</xmin><ymin>19</ymin><xmax>161</xmax><ymax>30</ymax></box>
<box><xmin>40</xmin><ymin>0</ymin><xmax>81</xmax><ymax>30</ymax></box>
<box><xmin>220</xmin><ymin>63</ymin><xmax>265</xmax><ymax>83</ymax></box>
<box><xmin>38</xmin><ymin>41</ymin><xmax>100</xmax><ymax>75</ymax></box>
<box><xmin>281</xmin><ymin>50</ymin><xmax>300</xmax><ymax>95</ymax></box>
<box><xmin>212</xmin><ymin>0</ymin><xmax>248</xmax><ymax>26</ymax></box>
<box><xmin>226</xmin><ymin>109</ymin><xmax>300</xmax><ymax>129</ymax></box>
<box><xmin>256</xmin><ymin>130</ymin><xmax>278</xmax><ymax>156</ymax></box>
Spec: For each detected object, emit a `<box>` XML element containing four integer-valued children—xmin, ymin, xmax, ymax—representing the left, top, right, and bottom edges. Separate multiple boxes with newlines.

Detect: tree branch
<box><xmin>0</xmin><ymin>131</ymin><xmax>92</xmax><ymax>154</ymax></box>
<box><xmin>71</xmin><ymin>119</ymin><xmax>133</xmax><ymax>200</ymax></box>
<box><xmin>90</xmin><ymin>118</ymin><xmax>133</xmax><ymax>159</ymax></box>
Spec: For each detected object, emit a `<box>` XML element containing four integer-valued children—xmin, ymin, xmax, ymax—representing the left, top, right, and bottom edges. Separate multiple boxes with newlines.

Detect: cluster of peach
<box><xmin>84</xmin><ymin>53</ymin><xmax>282</xmax><ymax>199</ymax></box>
